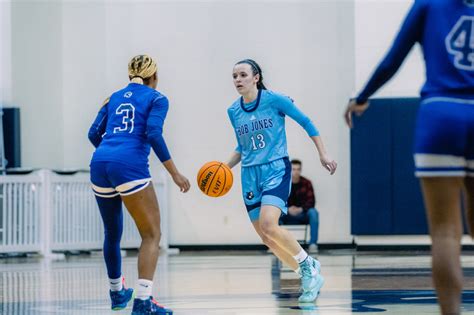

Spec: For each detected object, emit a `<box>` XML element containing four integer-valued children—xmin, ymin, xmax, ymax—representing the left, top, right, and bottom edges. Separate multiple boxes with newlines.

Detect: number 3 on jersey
<box><xmin>250</xmin><ymin>134</ymin><xmax>266</xmax><ymax>150</ymax></box>
<box><xmin>113</xmin><ymin>103</ymin><xmax>135</xmax><ymax>133</ymax></box>
<box><xmin>446</xmin><ymin>16</ymin><xmax>474</xmax><ymax>71</ymax></box>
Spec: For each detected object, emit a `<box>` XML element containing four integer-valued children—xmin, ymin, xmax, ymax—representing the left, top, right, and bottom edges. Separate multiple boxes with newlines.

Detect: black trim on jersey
<box><xmin>240</xmin><ymin>89</ymin><xmax>262</xmax><ymax>113</ymax></box>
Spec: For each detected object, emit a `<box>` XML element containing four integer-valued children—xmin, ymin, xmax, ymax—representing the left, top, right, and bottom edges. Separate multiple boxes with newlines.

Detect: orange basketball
<box><xmin>197</xmin><ymin>161</ymin><xmax>233</xmax><ymax>197</ymax></box>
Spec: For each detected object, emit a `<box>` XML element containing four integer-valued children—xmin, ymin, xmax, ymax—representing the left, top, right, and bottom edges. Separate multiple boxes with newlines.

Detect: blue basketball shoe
<box><xmin>131</xmin><ymin>297</ymin><xmax>173</xmax><ymax>315</ymax></box>
<box><xmin>110</xmin><ymin>279</ymin><xmax>134</xmax><ymax>310</ymax></box>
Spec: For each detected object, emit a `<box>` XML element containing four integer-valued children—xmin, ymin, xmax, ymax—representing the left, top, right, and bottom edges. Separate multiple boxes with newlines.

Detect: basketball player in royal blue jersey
<box><xmin>226</xmin><ymin>59</ymin><xmax>337</xmax><ymax>303</ymax></box>
<box><xmin>345</xmin><ymin>1</ymin><xmax>474</xmax><ymax>314</ymax></box>
<box><xmin>88</xmin><ymin>55</ymin><xmax>190</xmax><ymax>315</ymax></box>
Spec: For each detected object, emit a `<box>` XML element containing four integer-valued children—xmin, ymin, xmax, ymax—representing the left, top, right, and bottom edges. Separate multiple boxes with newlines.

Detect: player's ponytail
<box><xmin>128</xmin><ymin>55</ymin><xmax>157</xmax><ymax>85</ymax></box>
<box><xmin>236</xmin><ymin>59</ymin><xmax>267</xmax><ymax>90</ymax></box>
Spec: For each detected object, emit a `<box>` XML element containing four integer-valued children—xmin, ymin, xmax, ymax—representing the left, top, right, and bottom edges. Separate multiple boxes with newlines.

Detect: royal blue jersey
<box><xmin>357</xmin><ymin>0</ymin><xmax>474</xmax><ymax>103</ymax></box>
<box><xmin>88</xmin><ymin>83</ymin><xmax>171</xmax><ymax>166</ymax></box>
<box><xmin>228</xmin><ymin>89</ymin><xmax>319</xmax><ymax>167</ymax></box>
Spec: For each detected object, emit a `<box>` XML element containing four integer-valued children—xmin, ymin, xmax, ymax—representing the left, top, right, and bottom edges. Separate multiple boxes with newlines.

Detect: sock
<box><xmin>293</xmin><ymin>249</ymin><xmax>309</xmax><ymax>264</ymax></box>
<box><xmin>109</xmin><ymin>276</ymin><xmax>123</xmax><ymax>292</ymax></box>
<box><xmin>136</xmin><ymin>279</ymin><xmax>153</xmax><ymax>300</ymax></box>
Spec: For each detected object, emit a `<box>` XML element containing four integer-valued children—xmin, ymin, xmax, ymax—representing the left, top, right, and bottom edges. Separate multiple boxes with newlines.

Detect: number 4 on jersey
<box><xmin>446</xmin><ymin>16</ymin><xmax>474</xmax><ymax>71</ymax></box>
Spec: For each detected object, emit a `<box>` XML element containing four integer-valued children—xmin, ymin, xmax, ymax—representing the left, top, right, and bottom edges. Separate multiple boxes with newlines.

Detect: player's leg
<box><xmin>109</xmin><ymin>163</ymin><xmax>171</xmax><ymax>314</ymax></box>
<box><xmin>259</xmin><ymin>205</ymin><xmax>323</xmax><ymax>302</ymax></box>
<box><xmin>242</xmin><ymin>164</ymin><xmax>300</xmax><ymax>268</ymax></box>
<box><xmin>260</xmin><ymin>158</ymin><xmax>323</xmax><ymax>302</ymax></box>
<box><xmin>421</xmin><ymin>177</ymin><xmax>463</xmax><ymax>315</ymax></box>
<box><xmin>91</xmin><ymin>162</ymin><xmax>133</xmax><ymax>310</ymax></box>
<box><xmin>251</xmin><ymin>219</ymin><xmax>299</xmax><ymax>271</ymax></box>
<box><xmin>120</xmin><ymin>184</ymin><xmax>172</xmax><ymax>315</ymax></box>
<box><xmin>414</xmin><ymin>100</ymin><xmax>470</xmax><ymax>315</ymax></box>
<box><xmin>464</xmin><ymin>177</ymin><xmax>474</xmax><ymax>238</ymax></box>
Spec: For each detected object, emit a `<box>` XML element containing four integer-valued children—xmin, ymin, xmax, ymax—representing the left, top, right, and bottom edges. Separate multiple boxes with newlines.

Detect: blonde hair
<box><xmin>128</xmin><ymin>55</ymin><xmax>157</xmax><ymax>84</ymax></box>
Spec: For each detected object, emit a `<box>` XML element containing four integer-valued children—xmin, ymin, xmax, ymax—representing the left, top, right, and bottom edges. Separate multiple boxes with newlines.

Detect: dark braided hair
<box><xmin>235</xmin><ymin>59</ymin><xmax>267</xmax><ymax>90</ymax></box>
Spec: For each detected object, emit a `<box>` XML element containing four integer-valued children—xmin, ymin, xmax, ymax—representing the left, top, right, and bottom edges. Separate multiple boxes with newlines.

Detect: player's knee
<box><xmin>260</xmin><ymin>221</ymin><xmax>278</xmax><ymax>238</ymax></box>
<box><xmin>141</xmin><ymin>225</ymin><xmax>162</xmax><ymax>243</ymax></box>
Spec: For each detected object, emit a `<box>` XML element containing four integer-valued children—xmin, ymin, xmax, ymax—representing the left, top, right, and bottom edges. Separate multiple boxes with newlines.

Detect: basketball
<box><xmin>197</xmin><ymin>161</ymin><xmax>233</xmax><ymax>197</ymax></box>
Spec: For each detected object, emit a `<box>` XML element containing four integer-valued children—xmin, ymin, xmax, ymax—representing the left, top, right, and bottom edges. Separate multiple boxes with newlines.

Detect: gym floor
<box><xmin>1</xmin><ymin>250</ymin><xmax>473</xmax><ymax>314</ymax></box>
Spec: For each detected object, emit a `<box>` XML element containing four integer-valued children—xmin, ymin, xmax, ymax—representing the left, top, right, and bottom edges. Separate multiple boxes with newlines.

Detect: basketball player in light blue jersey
<box><xmin>88</xmin><ymin>55</ymin><xmax>190</xmax><ymax>315</ymax></box>
<box><xmin>345</xmin><ymin>1</ymin><xmax>474</xmax><ymax>313</ymax></box>
<box><xmin>226</xmin><ymin>59</ymin><xmax>337</xmax><ymax>303</ymax></box>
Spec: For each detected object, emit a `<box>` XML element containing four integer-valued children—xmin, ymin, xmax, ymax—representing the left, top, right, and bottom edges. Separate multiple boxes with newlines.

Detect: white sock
<box><xmin>293</xmin><ymin>249</ymin><xmax>308</xmax><ymax>264</ymax></box>
<box><xmin>109</xmin><ymin>276</ymin><xmax>123</xmax><ymax>292</ymax></box>
<box><xmin>136</xmin><ymin>279</ymin><xmax>153</xmax><ymax>300</ymax></box>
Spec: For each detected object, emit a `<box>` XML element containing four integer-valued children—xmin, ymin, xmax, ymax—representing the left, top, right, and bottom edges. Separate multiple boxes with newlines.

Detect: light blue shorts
<box><xmin>241</xmin><ymin>157</ymin><xmax>291</xmax><ymax>222</ymax></box>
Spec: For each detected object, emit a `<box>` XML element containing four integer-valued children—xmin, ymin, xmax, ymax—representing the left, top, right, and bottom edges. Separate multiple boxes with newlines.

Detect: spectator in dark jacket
<box><xmin>280</xmin><ymin>159</ymin><xmax>319</xmax><ymax>253</ymax></box>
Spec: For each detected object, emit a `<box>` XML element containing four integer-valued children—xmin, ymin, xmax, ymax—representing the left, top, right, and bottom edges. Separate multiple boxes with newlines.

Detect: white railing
<box><xmin>0</xmin><ymin>173</ymin><xmax>42</xmax><ymax>253</ymax></box>
<box><xmin>0</xmin><ymin>169</ymin><xmax>169</xmax><ymax>255</ymax></box>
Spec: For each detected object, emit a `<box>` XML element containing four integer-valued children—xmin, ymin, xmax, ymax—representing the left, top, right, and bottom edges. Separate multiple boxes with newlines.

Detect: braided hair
<box><xmin>128</xmin><ymin>55</ymin><xmax>157</xmax><ymax>84</ymax></box>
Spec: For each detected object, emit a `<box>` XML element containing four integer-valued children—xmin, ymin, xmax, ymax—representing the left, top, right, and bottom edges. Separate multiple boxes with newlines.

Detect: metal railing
<box><xmin>0</xmin><ymin>170</ymin><xmax>169</xmax><ymax>255</ymax></box>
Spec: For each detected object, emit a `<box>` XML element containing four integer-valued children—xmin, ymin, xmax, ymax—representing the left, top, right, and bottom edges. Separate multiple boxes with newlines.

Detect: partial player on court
<box><xmin>345</xmin><ymin>1</ymin><xmax>474</xmax><ymax>314</ymax></box>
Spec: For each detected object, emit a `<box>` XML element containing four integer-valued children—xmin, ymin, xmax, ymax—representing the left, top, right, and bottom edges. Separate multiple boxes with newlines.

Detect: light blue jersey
<box><xmin>227</xmin><ymin>89</ymin><xmax>319</xmax><ymax>167</ymax></box>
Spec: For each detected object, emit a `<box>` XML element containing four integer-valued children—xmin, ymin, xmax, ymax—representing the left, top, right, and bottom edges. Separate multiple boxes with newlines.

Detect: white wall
<box><xmin>99</xmin><ymin>0</ymin><xmax>354</xmax><ymax>244</ymax></box>
<box><xmin>61</xmin><ymin>1</ymin><xmax>107</xmax><ymax>168</ymax></box>
<box><xmin>11</xmin><ymin>0</ymin><xmax>64</xmax><ymax>168</ymax></box>
<box><xmin>5</xmin><ymin>0</ymin><xmax>433</xmax><ymax>245</ymax></box>
<box><xmin>355</xmin><ymin>0</ymin><xmax>424</xmax><ymax>97</ymax></box>
<box><xmin>0</xmin><ymin>1</ymin><xmax>12</xmax><ymax>106</ymax></box>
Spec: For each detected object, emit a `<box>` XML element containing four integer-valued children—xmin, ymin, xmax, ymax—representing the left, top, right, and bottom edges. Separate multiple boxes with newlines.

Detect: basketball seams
<box><xmin>198</xmin><ymin>164</ymin><xmax>217</xmax><ymax>184</ymax></box>
<box><xmin>217</xmin><ymin>164</ymin><xmax>227</xmax><ymax>197</ymax></box>
<box><xmin>205</xmin><ymin>163</ymin><xmax>223</xmax><ymax>195</ymax></box>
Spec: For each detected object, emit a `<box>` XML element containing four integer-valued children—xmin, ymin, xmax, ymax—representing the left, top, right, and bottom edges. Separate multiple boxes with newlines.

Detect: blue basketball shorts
<box><xmin>414</xmin><ymin>97</ymin><xmax>474</xmax><ymax>177</ymax></box>
<box><xmin>241</xmin><ymin>157</ymin><xmax>292</xmax><ymax>222</ymax></box>
<box><xmin>90</xmin><ymin>161</ymin><xmax>152</xmax><ymax>198</ymax></box>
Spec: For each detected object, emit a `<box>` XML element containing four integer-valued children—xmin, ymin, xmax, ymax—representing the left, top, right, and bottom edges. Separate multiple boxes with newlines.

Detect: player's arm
<box><xmin>355</xmin><ymin>0</ymin><xmax>427</xmax><ymax>105</ymax></box>
<box><xmin>226</xmin><ymin>150</ymin><xmax>241</xmax><ymax>169</ymax></box>
<box><xmin>88</xmin><ymin>98</ymin><xmax>109</xmax><ymax>148</ymax></box>
<box><xmin>147</xmin><ymin>95</ymin><xmax>190</xmax><ymax>192</ymax></box>
<box><xmin>276</xmin><ymin>95</ymin><xmax>337</xmax><ymax>174</ymax></box>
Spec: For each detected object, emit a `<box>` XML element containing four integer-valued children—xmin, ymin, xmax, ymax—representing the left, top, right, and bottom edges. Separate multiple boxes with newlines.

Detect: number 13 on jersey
<box><xmin>250</xmin><ymin>134</ymin><xmax>266</xmax><ymax>150</ymax></box>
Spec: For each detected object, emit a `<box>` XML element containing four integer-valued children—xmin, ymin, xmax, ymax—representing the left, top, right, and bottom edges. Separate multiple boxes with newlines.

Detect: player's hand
<box><xmin>172</xmin><ymin>173</ymin><xmax>190</xmax><ymax>193</ymax></box>
<box><xmin>320</xmin><ymin>154</ymin><xmax>337</xmax><ymax>175</ymax></box>
<box><xmin>344</xmin><ymin>99</ymin><xmax>369</xmax><ymax>128</ymax></box>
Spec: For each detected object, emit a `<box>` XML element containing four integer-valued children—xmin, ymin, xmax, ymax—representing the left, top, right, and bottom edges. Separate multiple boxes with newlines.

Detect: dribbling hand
<box><xmin>172</xmin><ymin>173</ymin><xmax>191</xmax><ymax>193</ymax></box>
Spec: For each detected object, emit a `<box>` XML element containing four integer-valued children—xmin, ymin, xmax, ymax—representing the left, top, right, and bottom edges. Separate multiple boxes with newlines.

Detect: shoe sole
<box><xmin>112</xmin><ymin>290</ymin><xmax>135</xmax><ymax>311</ymax></box>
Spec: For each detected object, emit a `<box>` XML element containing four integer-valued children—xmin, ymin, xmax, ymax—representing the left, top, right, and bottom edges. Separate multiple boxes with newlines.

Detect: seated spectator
<box><xmin>280</xmin><ymin>159</ymin><xmax>319</xmax><ymax>253</ymax></box>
